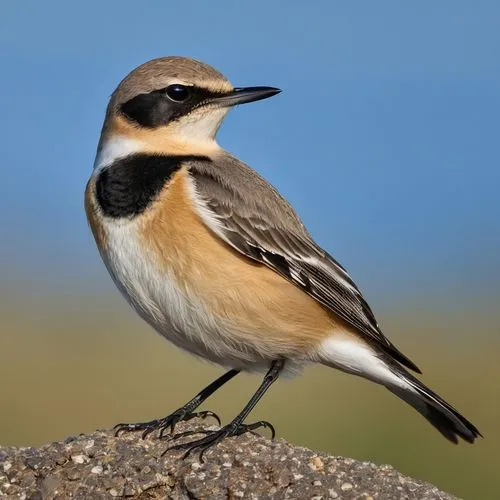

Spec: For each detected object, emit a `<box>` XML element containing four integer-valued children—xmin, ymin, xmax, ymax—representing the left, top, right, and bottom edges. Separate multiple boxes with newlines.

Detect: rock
<box><xmin>0</xmin><ymin>420</ymin><xmax>457</xmax><ymax>499</ymax></box>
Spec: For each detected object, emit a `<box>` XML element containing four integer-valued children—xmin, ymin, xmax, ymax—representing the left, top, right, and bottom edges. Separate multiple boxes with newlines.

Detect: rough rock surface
<box><xmin>0</xmin><ymin>420</ymin><xmax>456</xmax><ymax>499</ymax></box>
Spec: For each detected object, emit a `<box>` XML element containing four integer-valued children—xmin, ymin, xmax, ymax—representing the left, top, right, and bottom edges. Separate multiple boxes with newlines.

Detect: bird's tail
<box><xmin>318</xmin><ymin>336</ymin><xmax>481</xmax><ymax>443</ymax></box>
<box><xmin>386</xmin><ymin>366</ymin><xmax>481</xmax><ymax>444</ymax></box>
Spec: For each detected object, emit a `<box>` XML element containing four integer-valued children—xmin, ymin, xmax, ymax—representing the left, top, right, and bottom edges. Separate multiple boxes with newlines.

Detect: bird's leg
<box><xmin>168</xmin><ymin>359</ymin><xmax>284</xmax><ymax>461</ymax></box>
<box><xmin>114</xmin><ymin>369</ymin><xmax>240</xmax><ymax>439</ymax></box>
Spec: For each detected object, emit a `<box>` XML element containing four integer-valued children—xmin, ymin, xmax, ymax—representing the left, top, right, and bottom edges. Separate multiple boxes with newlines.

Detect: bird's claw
<box><xmin>113</xmin><ymin>409</ymin><xmax>221</xmax><ymax>439</ymax></box>
<box><xmin>165</xmin><ymin>419</ymin><xmax>275</xmax><ymax>462</ymax></box>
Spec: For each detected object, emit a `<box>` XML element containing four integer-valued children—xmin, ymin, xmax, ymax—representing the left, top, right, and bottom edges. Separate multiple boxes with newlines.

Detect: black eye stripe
<box><xmin>120</xmin><ymin>85</ymin><xmax>224</xmax><ymax>128</ymax></box>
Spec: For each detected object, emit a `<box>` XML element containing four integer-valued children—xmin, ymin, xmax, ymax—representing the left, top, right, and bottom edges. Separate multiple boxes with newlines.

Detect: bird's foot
<box><xmin>167</xmin><ymin>419</ymin><xmax>275</xmax><ymax>461</ymax></box>
<box><xmin>113</xmin><ymin>409</ymin><xmax>220</xmax><ymax>439</ymax></box>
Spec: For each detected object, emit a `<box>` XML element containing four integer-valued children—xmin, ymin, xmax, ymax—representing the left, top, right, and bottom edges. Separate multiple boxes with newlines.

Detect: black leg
<box><xmin>114</xmin><ymin>369</ymin><xmax>240</xmax><ymax>438</ymax></box>
<box><xmin>168</xmin><ymin>359</ymin><xmax>284</xmax><ymax>461</ymax></box>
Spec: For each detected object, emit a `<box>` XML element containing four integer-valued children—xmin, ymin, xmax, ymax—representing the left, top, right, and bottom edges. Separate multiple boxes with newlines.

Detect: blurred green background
<box><xmin>1</xmin><ymin>2</ymin><xmax>499</xmax><ymax>499</ymax></box>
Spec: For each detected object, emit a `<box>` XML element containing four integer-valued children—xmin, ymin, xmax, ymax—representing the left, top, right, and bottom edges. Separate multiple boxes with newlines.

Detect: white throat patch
<box><xmin>93</xmin><ymin>135</ymin><xmax>144</xmax><ymax>172</ymax></box>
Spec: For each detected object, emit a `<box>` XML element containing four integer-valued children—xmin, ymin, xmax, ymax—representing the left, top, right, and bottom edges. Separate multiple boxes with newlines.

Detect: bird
<box><xmin>85</xmin><ymin>56</ymin><xmax>480</xmax><ymax>459</ymax></box>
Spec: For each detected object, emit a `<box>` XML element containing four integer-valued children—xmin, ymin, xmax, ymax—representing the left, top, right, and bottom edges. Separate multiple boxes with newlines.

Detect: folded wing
<box><xmin>188</xmin><ymin>159</ymin><xmax>420</xmax><ymax>373</ymax></box>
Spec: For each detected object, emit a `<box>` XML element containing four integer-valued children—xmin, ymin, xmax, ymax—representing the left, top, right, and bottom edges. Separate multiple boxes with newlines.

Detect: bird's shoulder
<box><xmin>187</xmin><ymin>151</ymin><xmax>310</xmax><ymax>237</ymax></box>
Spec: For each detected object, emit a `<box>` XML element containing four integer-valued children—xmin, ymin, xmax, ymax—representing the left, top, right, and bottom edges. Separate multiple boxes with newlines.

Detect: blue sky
<box><xmin>1</xmin><ymin>1</ymin><xmax>499</xmax><ymax>310</ymax></box>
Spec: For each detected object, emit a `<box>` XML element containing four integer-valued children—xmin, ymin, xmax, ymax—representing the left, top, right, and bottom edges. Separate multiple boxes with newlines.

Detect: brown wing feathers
<box><xmin>188</xmin><ymin>157</ymin><xmax>421</xmax><ymax>373</ymax></box>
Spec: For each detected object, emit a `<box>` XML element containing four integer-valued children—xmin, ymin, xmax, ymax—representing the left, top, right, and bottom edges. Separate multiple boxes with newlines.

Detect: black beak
<box><xmin>213</xmin><ymin>86</ymin><xmax>281</xmax><ymax>107</ymax></box>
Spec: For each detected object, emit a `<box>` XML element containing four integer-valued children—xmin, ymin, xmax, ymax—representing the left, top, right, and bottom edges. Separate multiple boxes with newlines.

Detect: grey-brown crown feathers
<box><xmin>109</xmin><ymin>56</ymin><xmax>233</xmax><ymax>112</ymax></box>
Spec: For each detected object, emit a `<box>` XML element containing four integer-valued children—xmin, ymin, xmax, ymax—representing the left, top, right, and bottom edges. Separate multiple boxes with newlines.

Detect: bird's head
<box><xmin>96</xmin><ymin>56</ymin><xmax>280</xmax><ymax>164</ymax></box>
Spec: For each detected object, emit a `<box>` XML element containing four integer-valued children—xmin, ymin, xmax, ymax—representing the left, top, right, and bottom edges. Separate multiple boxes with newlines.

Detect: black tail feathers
<box><xmin>388</xmin><ymin>370</ymin><xmax>481</xmax><ymax>444</ymax></box>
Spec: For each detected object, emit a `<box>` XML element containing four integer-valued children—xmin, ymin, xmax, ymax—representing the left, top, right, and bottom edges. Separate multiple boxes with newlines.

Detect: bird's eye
<box><xmin>165</xmin><ymin>84</ymin><xmax>190</xmax><ymax>102</ymax></box>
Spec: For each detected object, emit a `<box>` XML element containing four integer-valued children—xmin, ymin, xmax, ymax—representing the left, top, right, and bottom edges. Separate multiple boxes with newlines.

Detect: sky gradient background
<box><xmin>1</xmin><ymin>2</ymin><xmax>499</xmax><ymax>499</ymax></box>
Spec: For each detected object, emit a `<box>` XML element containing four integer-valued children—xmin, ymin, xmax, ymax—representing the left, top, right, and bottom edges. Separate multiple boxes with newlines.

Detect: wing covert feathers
<box><xmin>187</xmin><ymin>155</ymin><xmax>420</xmax><ymax>373</ymax></box>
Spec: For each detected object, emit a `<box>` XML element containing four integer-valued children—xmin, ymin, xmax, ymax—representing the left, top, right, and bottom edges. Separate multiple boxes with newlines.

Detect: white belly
<box><xmin>100</xmin><ymin>218</ymin><xmax>274</xmax><ymax>370</ymax></box>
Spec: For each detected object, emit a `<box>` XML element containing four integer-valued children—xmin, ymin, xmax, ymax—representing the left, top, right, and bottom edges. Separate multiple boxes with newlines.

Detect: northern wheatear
<box><xmin>85</xmin><ymin>56</ymin><xmax>480</xmax><ymax>458</ymax></box>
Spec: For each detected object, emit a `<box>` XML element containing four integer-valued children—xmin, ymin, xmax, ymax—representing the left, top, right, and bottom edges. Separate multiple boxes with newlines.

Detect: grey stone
<box><xmin>0</xmin><ymin>420</ymin><xmax>458</xmax><ymax>499</ymax></box>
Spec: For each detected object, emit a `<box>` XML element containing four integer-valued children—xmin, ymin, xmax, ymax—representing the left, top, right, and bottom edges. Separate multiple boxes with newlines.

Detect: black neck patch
<box><xmin>120</xmin><ymin>86</ymin><xmax>217</xmax><ymax>128</ymax></box>
<box><xmin>95</xmin><ymin>154</ymin><xmax>210</xmax><ymax>218</ymax></box>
